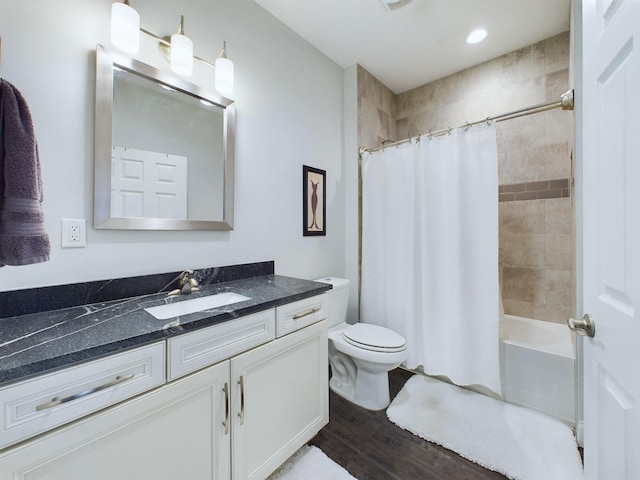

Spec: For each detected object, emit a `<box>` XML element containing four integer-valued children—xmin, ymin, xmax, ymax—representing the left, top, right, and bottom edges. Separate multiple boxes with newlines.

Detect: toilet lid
<box><xmin>342</xmin><ymin>323</ymin><xmax>406</xmax><ymax>352</ymax></box>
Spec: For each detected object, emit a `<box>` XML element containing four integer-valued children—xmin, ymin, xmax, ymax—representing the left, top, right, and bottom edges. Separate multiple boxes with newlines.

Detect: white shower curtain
<box><xmin>361</xmin><ymin>124</ymin><xmax>502</xmax><ymax>395</ymax></box>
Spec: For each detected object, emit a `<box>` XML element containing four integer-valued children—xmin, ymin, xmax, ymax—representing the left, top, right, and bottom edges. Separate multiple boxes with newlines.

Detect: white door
<box><xmin>111</xmin><ymin>146</ymin><xmax>188</xmax><ymax>219</ymax></box>
<box><xmin>581</xmin><ymin>0</ymin><xmax>640</xmax><ymax>478</ymax></box>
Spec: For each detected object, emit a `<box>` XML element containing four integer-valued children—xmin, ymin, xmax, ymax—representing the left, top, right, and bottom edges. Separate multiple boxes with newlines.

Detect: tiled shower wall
<box><xmin>357</xmin><ymin>65</ymin><xmax>397</xmax><ymax>149</ymax></box>
<box><xmin>358</xmin><ymin>32</ymin><xmax>574</xmax><ymax>324</ymax></box>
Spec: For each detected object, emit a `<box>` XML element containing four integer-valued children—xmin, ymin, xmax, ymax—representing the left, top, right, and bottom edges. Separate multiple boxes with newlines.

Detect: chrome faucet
<box><xmin>168</xmin><ymin>270</ymin><xmax>200</xmax><ymax>296</ymax></box>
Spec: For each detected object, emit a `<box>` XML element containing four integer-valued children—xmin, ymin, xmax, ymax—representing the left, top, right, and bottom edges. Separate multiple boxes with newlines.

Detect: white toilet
<box><xmin>315</xmin><ymin>277</ymin><xmax>409</xmax><ymax>411</ymax></box>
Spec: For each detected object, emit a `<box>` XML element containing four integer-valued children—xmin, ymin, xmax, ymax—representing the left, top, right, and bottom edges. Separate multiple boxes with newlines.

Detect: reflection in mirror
<box><xmin>94</xmin><ymin>45</ymin><xmax>235</xmax><ymax>230</ymax></box>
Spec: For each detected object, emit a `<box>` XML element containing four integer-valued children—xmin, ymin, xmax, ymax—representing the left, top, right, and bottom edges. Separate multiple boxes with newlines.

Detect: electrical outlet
<box><xmin>61</xmin><ymin>219</ymin><xmax>87</xmax><ymax>248</ymax></box>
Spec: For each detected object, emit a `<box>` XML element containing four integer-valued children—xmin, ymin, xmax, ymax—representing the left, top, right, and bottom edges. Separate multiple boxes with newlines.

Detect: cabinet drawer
<box><xmin>167</xmin><ymin>309</ymin><xmax>275</xmax><ymax>380</ymax></box>
<box><xmin>0</xmin><ymin>342</ymin><xmax>165</xmax><ymax>451</ymax></box>
<box><xmin>275</xmin><ymin>294</ymin><xmax>327</xmax><ymax>337</ymax></box>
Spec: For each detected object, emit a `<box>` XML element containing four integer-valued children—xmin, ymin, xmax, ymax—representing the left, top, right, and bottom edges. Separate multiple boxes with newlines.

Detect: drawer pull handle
<box><xmin>292</xmin><ymin>307</ymin><xmax>320</xmax><ymax>320</ymax></box>
<box><xmin>238</xmin><ymin>375</ymin><xmax>245</xmax><ymax>425</ymax></box>
<box><xmin>35</xmin><ymin>373</ymin><xmax>135</xmax><ymax>412</ymax></box>
<box><xmin>222</xmin><ymin>382</ymin><xmax>230</xmax><ymax>435</ymax></box>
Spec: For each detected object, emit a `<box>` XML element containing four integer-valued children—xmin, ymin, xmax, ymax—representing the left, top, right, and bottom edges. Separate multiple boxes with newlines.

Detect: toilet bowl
<box><xmin>314</xmin><ymin>277</ymin><xmax>409</xmax><ymax>411</ymax></box>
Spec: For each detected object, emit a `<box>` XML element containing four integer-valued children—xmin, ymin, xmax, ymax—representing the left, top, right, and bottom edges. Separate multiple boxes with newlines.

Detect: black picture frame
<box><xmin>303</xmin><ymin>165</ymin><xmax>326</xmax><ymax>236</ymax></box>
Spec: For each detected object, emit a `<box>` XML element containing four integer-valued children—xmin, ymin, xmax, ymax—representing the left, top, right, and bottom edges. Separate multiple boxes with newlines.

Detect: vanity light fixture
<box><xmin>215</xmin><ymin>42</ymin><xmax>234</xmax><ymax>96</ymax></box>
<box><xmin>110</xmin><ymin>0</ymin><xmax>140</xmax><ymax>53</ymax></box>
<box><xmin>169</xmin><ymin>15</ymin><xmax>193</xmax><ymax>76</ymax></box>
<box><xmin>466</xmin><ymin>28</ymin><xmax>488</xmax><ymax>44</ymax></box>
<box><xmin>110</xmin><ymin>0</ymin><xmax>235</xmax><ymax>94</ymax></box>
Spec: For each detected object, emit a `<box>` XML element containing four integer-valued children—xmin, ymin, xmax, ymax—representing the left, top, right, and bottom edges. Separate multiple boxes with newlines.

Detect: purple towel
<box><xmin>0</xmin><ymin>79</ymin><xmax>50</xmax><ymax>266</ymax></box>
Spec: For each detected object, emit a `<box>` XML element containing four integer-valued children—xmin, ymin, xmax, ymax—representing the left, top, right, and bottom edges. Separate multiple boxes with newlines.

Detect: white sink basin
<box><xmin>144</xmin><ymin>292</ymin><xmax>251</xmax><ymax>320</ymax></box>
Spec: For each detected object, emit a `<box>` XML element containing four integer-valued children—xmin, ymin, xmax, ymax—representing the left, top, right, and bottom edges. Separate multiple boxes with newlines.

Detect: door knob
<box><xmin>567</xmin><ymin>313</ymin><xmax>596</xmax><ymax>337</ymax></box>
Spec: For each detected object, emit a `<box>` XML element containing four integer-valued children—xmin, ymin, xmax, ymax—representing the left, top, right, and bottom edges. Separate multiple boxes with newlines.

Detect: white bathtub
<box><xmin>500</xmin><ymin>314</ymin><xmax>575</xmax><ymax>426</ymax></box>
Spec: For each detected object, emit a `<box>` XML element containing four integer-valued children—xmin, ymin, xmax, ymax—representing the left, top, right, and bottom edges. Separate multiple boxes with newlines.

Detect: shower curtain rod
<box><xmin>359</xmin><ymin>89</ymin><xmax>574</xmax><ymax>155</ymax></box>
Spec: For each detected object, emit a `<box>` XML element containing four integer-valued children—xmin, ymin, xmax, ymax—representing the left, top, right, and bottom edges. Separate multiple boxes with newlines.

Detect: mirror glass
<box><xmin>94</xmin><ymin>45</ymin><xmax>235</xmax><ymax>230</ymax></box>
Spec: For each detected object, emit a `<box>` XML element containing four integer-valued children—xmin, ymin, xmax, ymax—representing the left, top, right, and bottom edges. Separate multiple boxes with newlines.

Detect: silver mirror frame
<box><xmin>94</xmin><ymin>44</ymin><xmax>235</xmax><ymax>230</ymax></box>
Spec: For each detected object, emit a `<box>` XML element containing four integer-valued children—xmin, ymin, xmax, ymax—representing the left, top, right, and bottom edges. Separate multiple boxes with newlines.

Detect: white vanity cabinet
<box><xmin>0</xmin><ymin>360</ymin><xmax>230</xmax><ymax>480</ymax></box>
<box><xmin>0</xmin><ymin>294</ymin><xmax>329</xmax><ymax>480</ymax></box>
<box><xmin>231</xmin><ymin>318</ymin><xmax>328</xmax><ymax>480</ymax></box>
<box><xmin>0</xmin><ymin>342</ymin><xmax>166</xmax><ymax>451</ymax></box>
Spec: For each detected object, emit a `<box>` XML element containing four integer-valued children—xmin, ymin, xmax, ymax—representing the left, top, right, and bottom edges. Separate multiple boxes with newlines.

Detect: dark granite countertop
<box><xmin>0</xmin><ymin>274</ymin><xmax>330</xmax><ymax>387</ymax></box>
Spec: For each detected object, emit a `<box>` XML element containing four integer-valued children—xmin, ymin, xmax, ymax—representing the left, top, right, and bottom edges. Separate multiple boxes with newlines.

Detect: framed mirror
<box><xmin>94</xmin><ymin>44</ymin><xmax>235</xmax><ymax>230</ymax></box>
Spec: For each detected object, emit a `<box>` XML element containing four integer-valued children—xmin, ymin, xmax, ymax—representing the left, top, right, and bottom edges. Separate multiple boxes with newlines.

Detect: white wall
<box><xmin>0</xmin><ymin>0</ymin><xmax>346</xmax><ymax>291</ymax></box>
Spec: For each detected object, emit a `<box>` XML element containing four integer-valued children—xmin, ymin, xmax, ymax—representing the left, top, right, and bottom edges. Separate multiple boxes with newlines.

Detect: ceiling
<box><xmin>253</xmin><ymin>0</ymin><xmax>572</xmax><ymax>94</ymax></box>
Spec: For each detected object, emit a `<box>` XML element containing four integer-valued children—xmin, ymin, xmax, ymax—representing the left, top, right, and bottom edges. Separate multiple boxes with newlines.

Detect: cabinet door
<box><xmin>0</xmin><ymin>361</ymin><xmax>231</xmax><ymax>480</ymax></box>
<box><xmin>231</xmin><ymin>320</ymin><xmax>328</xmax><ymax>480</ymax></box>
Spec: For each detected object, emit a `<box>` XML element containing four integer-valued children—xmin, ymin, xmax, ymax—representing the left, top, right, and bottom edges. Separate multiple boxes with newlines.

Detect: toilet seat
<box><xmin>342</xmin><ymin>323</ymin><xmax>406</xmax><ymax>353</ymax></box>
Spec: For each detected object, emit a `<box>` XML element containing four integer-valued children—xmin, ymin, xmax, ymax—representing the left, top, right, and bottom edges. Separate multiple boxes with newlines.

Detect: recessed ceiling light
<box><xmin>379</xmin><ymin>0</ymin><xmax>413</xmax><ymax>10</ymax></box>
<box><xmin>467</xmin><ymin>28</ymin><xmax>488</xmax><ymax>44</ymax></box>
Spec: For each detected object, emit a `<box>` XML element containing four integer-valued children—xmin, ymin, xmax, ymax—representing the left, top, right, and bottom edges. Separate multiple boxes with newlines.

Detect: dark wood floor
<box><xmin>310</xmin><ymin>368</ymin><xmax>509</xmax><ymax>480</ymax></box>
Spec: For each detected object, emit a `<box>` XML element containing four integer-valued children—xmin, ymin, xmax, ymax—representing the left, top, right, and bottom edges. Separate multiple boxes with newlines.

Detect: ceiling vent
<box><xmin>379</xmin><ymin>0</ymin><xmax>414</xmax><ymax>10</ymax></box>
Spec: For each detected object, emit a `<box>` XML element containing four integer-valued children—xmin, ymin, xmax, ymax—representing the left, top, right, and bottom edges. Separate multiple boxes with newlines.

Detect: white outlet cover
<box><xmin>61</xmin><ymin>219</ymin><xmax>87</xmax><ymax>248</ymax></box>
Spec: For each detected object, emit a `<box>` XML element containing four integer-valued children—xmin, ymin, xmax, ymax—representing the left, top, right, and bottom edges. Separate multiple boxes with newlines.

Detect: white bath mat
<box><xmin>267</xmin><ymin>445</ymin><xmax>357</xmax><ymax>480</ymax></box>
<box><xmin>387</xmin><ymin>375</ymin><xmax>583</xmax><ymax>480</ymax></box>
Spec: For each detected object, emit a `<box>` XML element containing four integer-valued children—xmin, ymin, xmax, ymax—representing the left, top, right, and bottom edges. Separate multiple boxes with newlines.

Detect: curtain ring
<box><xmin>464</xmin><ymin>122</ymin><xmax>471</xmax><ymax>131</ymax></box>
<box><xmin>447</xmin><ymin>127</ymin><xmax>452</xmax><ymax>135</ymax></box>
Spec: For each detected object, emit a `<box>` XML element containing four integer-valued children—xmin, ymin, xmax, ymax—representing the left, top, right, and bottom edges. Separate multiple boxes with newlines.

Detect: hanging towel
<box><xmin>0</xmin><ymin>78</ymin><xmax>50</xmax><ymax>266</ymax></box>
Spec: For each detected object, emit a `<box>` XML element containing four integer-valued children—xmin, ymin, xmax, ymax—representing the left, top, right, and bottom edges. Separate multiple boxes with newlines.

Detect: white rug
<box><xmin>267</xmin><ymin>445</ymin><xmax>357</xmax><ymax>480</ymax></box>
<box><xmin>387</xmin><ymin>375</ymin><xmax>584</xmax><ymax>480</ymax></box>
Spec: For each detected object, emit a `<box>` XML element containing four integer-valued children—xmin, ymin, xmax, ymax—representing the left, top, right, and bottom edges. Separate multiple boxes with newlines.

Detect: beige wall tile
<box><xmin>503</xmin><ymin>298</ymin><xmax>547</xmax><ymax>321</ymax></box>
<box><xmin>547</xmin><ymin>234</ymin><xmax>572</xmax><ymax>270</ymax></box>
<box><xmin>546</xmin><ymin>108</ymin><xmax>572</xmax><ymax>145</ymax></box>
<box><xmin>358</xmin><ymin>65</ymin><xmax>397</xmax><ymax>149</ymax></box>
<box><xmin>357</xmin><ymin>65</ymin><xmax>396</xmax><ymax>115</ymax></box>
<box><xmin>397</xmin><ymin>83</ymin><xmax>436</xmax><ymax>119</ymax></box>
<box><xmin>546</xmin><ymin>269</ymin><xmax>572</xmax><ymax>306</ymax></box>
<box><xmin>501</xmin><ymin>41</ymin><xmax>546</xmax><ymax>85</ymax></box>
<box><xmin>500</xmin><ymin>143</ymin><xmax>570</xmax><ymax>185</ymax></box>
<box><xmin>498</xmin><ymin>114</ymin><xmax>547</xmax><ymax>152</ymax></box>
<box><xmin>500</xmin><ymin>200</ymin><xmax>546</xmax><ymax>234</ymax></box>
<box><xmin>432</xmin><ymin>75</ymin><xmax>462</xmax><ymax>107</ymax></box>
<box><xmin>413</xmin><ymin>109</ymin><xmax>437</xmax><ymax>136</ymax></box>
<box><xmin>501</xmin><ymin>234</ymin><xmax>546</xmax><ymax>268</ymax></box>
<box><xmin>545</xmin><ymin>32</ymin><xmax>571</xmax><ymax>74</ymax></box>
<box><xmin>460</xmin><ymin>57</ymin><xmax>503</xmax><ymax>100</ymax></box>
<box><xmin>498</xmin><ymin>76</ymin><xmax>547</xmax><ymax>113</ymax></box>
<box><xmin>502</xmin><ymin>266</ymin><xmax>546</xmax><ymax>303</ymax></box>
<box><xmin>501</xmin><ymin>145</ymin><xmax>553</xmax><ymax>184</ymax></box>
<box><xmin>396</xmin><ymin>117</ymin><xmax>409</xmax><ymax>140</ymax></box>
<box><xmin>545</xmin><ymin>68</ymin><xmax>570</xmax><ymax>100</ymax></box>
<box><xmin>545</xmin><ymin>198</ymin><xmax>572</xmax><ymax>234</ymax></box>
<box><xmin>544</xmin><ymin>142</ymin><xmax>572</xmax><ymax>180</ymax></box>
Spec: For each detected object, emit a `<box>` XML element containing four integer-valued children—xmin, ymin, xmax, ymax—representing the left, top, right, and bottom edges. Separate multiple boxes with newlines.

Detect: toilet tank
<box><xmin>314</xmin><ymin>277</ymin><xmax>350</xmax><ymax>328</ymax></box>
